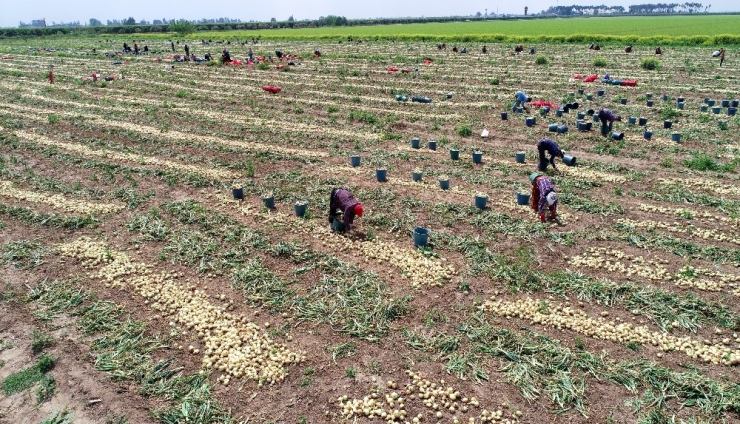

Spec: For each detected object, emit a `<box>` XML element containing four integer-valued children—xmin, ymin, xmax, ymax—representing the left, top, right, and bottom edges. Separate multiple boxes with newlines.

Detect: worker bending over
<box><xmin>536</xmin><ymin>138</ymin><xmax>564</xmax><ymax>172</ymax></box>
<box><xmin>530</xmin><ymin>173</ymin><xmax>558</xmax><ymax>222</ymax></box>
<box><xmin>513</xmin><ymin>91</ymin><xmax>531</xmax><ymax>112</ymax></box>
<box><xmin>328</xmin><ymin>188</ymin><xmax>364</xmax><ymax>231</ymax></box>
<box><xmin>598</xmin><ymin>108</ymin><xmax>621</xmax><ymax>136</ymax></box>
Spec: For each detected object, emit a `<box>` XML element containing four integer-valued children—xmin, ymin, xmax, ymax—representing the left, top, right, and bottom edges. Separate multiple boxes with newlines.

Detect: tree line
<box><xmin>6</xmin><ymin>14</ymin><xmax>451</xmax><ymax>36</ymax></box>
<box><xmin>542</xmin><ymin>2</ymin><xmax>706</xmax><ymax>15</ymax></box>
<box><xmin>628</xmin><ymin>2</ymin><xmax>708</xmax><ymax>13</ymax></box>
<box><xmin>19</xmin><ymin>17</ymin><xmax>241</xmax><ymax>28</ymax></box>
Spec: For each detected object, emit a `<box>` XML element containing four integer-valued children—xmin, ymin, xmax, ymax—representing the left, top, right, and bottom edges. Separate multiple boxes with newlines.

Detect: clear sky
<box><xmin>4</xmin><ymin>0</ymin><xmax>737</xmax><ymax>28</ymax></box>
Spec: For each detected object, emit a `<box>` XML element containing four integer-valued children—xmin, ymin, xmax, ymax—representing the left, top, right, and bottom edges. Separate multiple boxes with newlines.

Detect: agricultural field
<box><xmin>0</xmin><ymin>33</ymin><xmax>739</xmax><ymax>424</ymax></box>
<box><xmin>192</xmin><ymin>15</ymin><xmax>740</xmax><ymax>41</ymax></box>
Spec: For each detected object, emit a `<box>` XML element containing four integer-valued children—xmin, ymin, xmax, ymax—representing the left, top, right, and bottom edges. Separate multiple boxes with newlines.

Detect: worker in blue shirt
<box><xmin>513</xmin><ymin>91</ymin><xmax>532</xmax><ymax>112</ymax></box>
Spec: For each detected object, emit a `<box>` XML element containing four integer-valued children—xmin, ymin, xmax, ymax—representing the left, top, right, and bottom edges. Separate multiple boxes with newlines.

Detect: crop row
<box><xmin>1</xmin><ymin>99</ymin><xmax>331</xmax><ymax>159</ymax></box>
<box><xmin>0</xmin><ymin>179</ymin><xmax>122</xmax><ymax>215</ymax></box>
<box><xmin>337</xmin><ymin>370</ymin><xmax>521</xmax><ymax>423</ymax></box>
<box><xmin>618</xmin><ymin>217</ymin><xmax>740</xmax><ymax>246</ymax></box>
<box><xmin>216</xmin><ymin>195</ymin><xmax>455</xmax><ymax>288</ymax></box>
<box><xmin>56</xmin><ymin>237</ymin><xmax>306</xmax><ymax>386</ymax></box>
<box><xmin>483</xmin><ymin>297</ymin><xmax>740</xmax><ymax>365</ymax></box>
<box><xmin>24</xmin><ymin>277</ymin><xmax>234</xmax><ymax>422</ymax></box>
<box><xmin>569</xmin><ymin>247</ymin><xmax>740</xmax><ymax>297</ymax></box>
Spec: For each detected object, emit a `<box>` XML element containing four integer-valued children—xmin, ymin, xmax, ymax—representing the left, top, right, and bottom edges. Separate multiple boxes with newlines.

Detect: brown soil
<box><xmin>0</xmin><ymin>40</ymin><xmax>739</xmax><ymax>424</ymax></box>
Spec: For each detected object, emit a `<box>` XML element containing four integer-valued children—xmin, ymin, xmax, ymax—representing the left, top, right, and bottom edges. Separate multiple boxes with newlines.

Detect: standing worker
<box><xmin>328</xmin><ymin>188</ymin><xmax>364</xmax><ymax>232</ymax></box>
<box><xmin>184</xmin><ymin>43</ymin><xmax>190</xmax><ymax>59</ymax></box>
<box><xmin>513</xmin><ymin>91</ymin><xmax>531</xmax><ymax>112</ymax></box>
<box><xmin>530</xmin><ymin>173</ymin><xmax>558</xmax><ymax>222</ymax></box>
<box><xmin>598</xmin><ymin>108</ymin><xmax>621</xmax><ymax>136</ymax></box>
<box><xmin>170</xmin><ymin>41</ymin><xmax>175</xmax><ymax>52</ymax></box>
<box><xmin>720</xmin><ymin>48</ymin><xmax>726</xmax><ymax>67</ymax></box>
<box><xmin>536</xmin><ymin>138</ymin><xmax>565</xmax><ymax>172</ymax></box>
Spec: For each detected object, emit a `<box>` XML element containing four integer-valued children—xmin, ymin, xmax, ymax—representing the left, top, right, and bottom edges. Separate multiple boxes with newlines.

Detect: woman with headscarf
<box><xmin>530</xmin><ymin>173</ymin><xmax>558</xmax><ymax>222</ymax></box>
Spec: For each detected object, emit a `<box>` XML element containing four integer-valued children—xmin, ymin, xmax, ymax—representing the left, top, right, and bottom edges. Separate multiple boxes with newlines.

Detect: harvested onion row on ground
<box><xmin>225</xmin><ymin>199</ymin><xmax>455</xmax><ymax>288</ymax></box>
<box><xmin>559</xmin><ymin>167</ymin><xmax>627</xmax><ymax>184</ymax></box>
<box><xmin>337</xmin><ymin>369</ymin><xmax>521</xmax><ymax>423</ymax></box>
<box><xmin>16</xmin><ymin>131</ymin><xmax>238</xmax><ymax>181</ymax></box>
<box><xmin>636</xmin><ymin>203</ymin><xmax>740</xmax><ymax>227</ymax></box>
<box><xmin>0</xmin><ymin>180</ymin><xmax>123</xmax><ymax>215</ymax></box>
<box><xmin>319</xmin><ymin>227</ymin><xmax>454</xmax><ymax>288</ymax></box>
<box><xmin>57</xmin><ymin>238</ymin><xmax>149</xmax><ymax>279</ymax></box>
<box><xmin>322</xmin><ymin>165</ymin><xmax>366</xmax><ymax>176</ymax></box>
<box><xmin>640</xmin><ymin>136</ymin><xmax>679</xmax><ymax>147</ymax></box>
<box><xmin>568</xmin><ymin>247</ymin><xmax>672</xmax><ymax>281</ymax></box>
<box><xmin>658</xmin><ymin>177</ymin><xmax>740</xmax><ymax>197</ymax></box>
<box><xmin>56</xmin><ymin>237</ymin><xmax>305</xmax><ymax>385</ymax></box>
<box><xmin>482</xmin><ymin>297</ymin><xmax>740</xmax><ymax>365</ymax></box>
<box><xmin>4</xmin><ymin>102</ymin><xmax>328</xmax><ymax>160</ymax></box>
<box><xmin>617</xmin><ymin>218</ymin><xmax>740</xmax><ymax>246</ymax></box>
<box><xmin>674</xmin><ymin>265</ymin><xmax>740</xmax><ymax>296</ymax></box>
<box><xmin>396</xmin><ymin>144</ymin><xmax>443</xmax><ymax>154</ymax></box>
<box><xmin>569</xmin><ymin>247</ymin><xmax>740</xmax><ymax>296</ymax></box>
<box><xmin>103</xmin><ymin>114</ymin><xmax>335</xmax><ymax>157</ymax></box>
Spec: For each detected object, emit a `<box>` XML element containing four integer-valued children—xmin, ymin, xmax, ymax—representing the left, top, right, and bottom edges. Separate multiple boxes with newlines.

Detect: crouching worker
<box><xmin>536</xmin><ymin>138</ymin><xmax>564</xmax><ymax>172</ymax></box>
<box><xmin>513</xmin><ymin>90</ymin><xmax>531</xmax><ymax>112</ymax></box>
<box><xmin>598</xmin><ymin>108</ymin><xmax>621</xmax><ymax>136</ymax></box>
<box><xmin>328</xmin><ymin>188</ymin><xmax>364</xmax><ymax>231</ymax></box>
<box><xmin>530</xmin><ymin>173</ymin><xmax>558</xmax><ymax>222</ymax></box>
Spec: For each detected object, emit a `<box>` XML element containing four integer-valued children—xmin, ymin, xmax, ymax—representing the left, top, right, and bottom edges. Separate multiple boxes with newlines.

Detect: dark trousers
<box><xmin>328</xmin><ymin>188</ymin><xmax>339</xmax><ymax>222</ymax></box>
<box><xmin>537</xmin><ymin>145</ymin><xmax>549</xmax><ymax>171</ymax></box>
